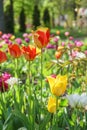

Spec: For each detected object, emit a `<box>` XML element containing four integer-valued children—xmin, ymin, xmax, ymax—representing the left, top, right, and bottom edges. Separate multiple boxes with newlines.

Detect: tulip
<box><xmin>55</xmin><ymin>51</ymin><xmax>62</xmax><ymax>59</ymax></box>
<box><xmin>33</xmin><ymin>27</ymin><xmax>50</xmax><ymax>48</ymax></box>
<box><xmin>22</xmin><ymin>45</ymin><xmax>40</xmax><ymax>61</ymax></box>
<box><xmin>65</xmin><ymin>32</ymin><xmax>69</xmax><ymax>36</ymax></box>
<box><xmin>47</xmin><ymin>97</ymin><xmax>60</xmax><ymax>113</ymax></box>
<box><xmin>66</xmin><ymin>93</ymin><xmax>87</xmax><ymax>108</ymax></box>
<box><xmin>8</xmin><ymin>44</ymin><xmax>22</xmax><ymax>58</ymax></box>
<box><xmin>0</xmin><ymin>72</ymin><xmax>11</xmax><ymax>92</ymax></box>
<box><xmin>75</xmin><ymin>40</ymin><xmax>83</xmax><ymax>47</ymax></box>
<box><xmin>15</xmin><ymin>38</ymin><xmax>22</xmax><ymax>45</ymax></box>
<box><xmin>25</xmin><ymin>37</ymin><xmax>30</xmax><ymax>43</ymax></box>
<box><xmin>66</xmin><ymin>94</ymin><xmax>80</xmax><ymax>108</ymax></box>
<box><xmin>0</xmin><ymin>50</ymin><xmax>7</xmax><ymax>63</ymax></box>
<box><xmin>47</xmin><ymin>75</ymin><xmax>67</xmax><ymax>96</ymax></box>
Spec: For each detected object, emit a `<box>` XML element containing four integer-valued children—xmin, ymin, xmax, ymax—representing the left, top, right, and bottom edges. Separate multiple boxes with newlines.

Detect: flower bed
<box><xmin>0</xmin><ymin>28</ymin><xmax>87</xmax><ymax>130</ymax></box>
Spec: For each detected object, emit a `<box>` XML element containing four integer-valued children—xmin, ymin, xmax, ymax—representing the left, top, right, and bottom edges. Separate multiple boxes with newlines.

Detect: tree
<box><xmin>19</xmin><ymin>8</ymin><xmax>26</xmax><ymax>32</ymax></box>
<box><xmin>0</xmin><ymin>0</ymin><xmax>5</xmax><ymax>32</ymax></box>
<box><xmin>32</xmin><ymin>5</ymin><xmax>40</xmax><ymax>29</ymax></box>
<box><xmin>43</xmin><ymin>8</ymin><xmax>50</xmax><ymax>27</ymax></box>
<box><xmin>4</xmin><ymin>0</ymin><xmax>14</xmax><ymax>33</ymax></box>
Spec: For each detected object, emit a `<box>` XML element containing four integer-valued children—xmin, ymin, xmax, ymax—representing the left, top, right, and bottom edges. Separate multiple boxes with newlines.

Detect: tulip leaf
<box><xmin>40</xmin><ymin>113</ymin><xmax>51</xmax><ymax>130</ymax></box>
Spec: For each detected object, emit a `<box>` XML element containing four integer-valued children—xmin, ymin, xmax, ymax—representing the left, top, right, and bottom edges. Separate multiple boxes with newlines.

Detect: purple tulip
<box><xmin>46</xmin><ymin>44</ymin><xmax>55</xmax><ymax>49</ymax></box>
<box><xmin>25</xmin><ymin>37</ymin><xmax>30</xmax><ymax>43</ymax></box>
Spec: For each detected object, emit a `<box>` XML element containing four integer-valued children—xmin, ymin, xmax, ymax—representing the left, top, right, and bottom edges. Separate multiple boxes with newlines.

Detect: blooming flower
<box><xmin>15</xmin><ymin>38</ymin><xmax>22</xmax><ymax>45</ymax></box>
<box><xmin>55</xmin><ymin>51</ymin><xmax>62</xmax><ymax>59</ymax></box>
<box><xmin>0</xmin><ymin>50</ymin><xmax>7</xmax><ymax>63</ymax></box>
<box><xmin>75</xmin><ymin>40</ymin><xmax>83</xmax><ymax>47</ymax></box>
<box><xmin>66</xmin><ymin>93</ymin><xmax>87</xmax><ymax>108</ymax></box>
<box><xmin>65</xmin><ymin>32</ymin><xmax>69</xmax><ymax>36</ymax></box>
<box><xmin>0</xmin><ymin>72</ymin><xmax>11</xmax><ymax>92</ymax></box>
<box><xmin>53</xmin><ymin>36</ymin><xmax>59</xmax><ymax>43</ymax></box>
<box><xmin>22</xmin><ymin>45</ymin><xmax>40</xmax><ymax>61</ymax></box>
<box><xmin>47</xmin><ymin>75</ymin><xmax>67</xmax><ymax>96</ymax></box>
<box><xmin>66</xmin><ymin>94</ymin><xmax>80</xmax><ymax>108</ymax></box>
<box><xmin>69</xmin><ymin>36</ymin><xmax>74</xmax><ymax>41</ymax></box>
<box><xmin>23</xmin><ymin>33</ymin><xmax>28</xmax><ymax>38</ymax></box>
<box><xmin>46</xmin><ymin>44</ymin><xmax>55</xmax><ymax>49</ymax></box>
<box><xmin>47</xmin><ymin>97</ymin><xmax>60</xmax><ymax>113</ymax></box>
<box><xmin>76</xmin><ymin>52</ymin><xmax>86</xmax><ymax>59</ymax></box>
<box><xmin>33</xmin><ymin>27</ymin><xmax>50</xmax><ymax>48</ymax></box>
<box><xmin>24</xmin><ymin>37</ymin><xmax>30</xmax><ymax>43</ymax></box>
<box><xmin>8</xmin><ymin>44</ymin><xmax>22</xmax><ymax>58</ymax></box>
<box><xmin>6</xmin><ymin>77</ymin><xmax>20</xmax><ymax>87</ymax></box>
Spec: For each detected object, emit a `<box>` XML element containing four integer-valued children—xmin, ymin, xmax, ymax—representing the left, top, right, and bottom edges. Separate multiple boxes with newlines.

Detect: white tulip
<box><xmin>66</xmin><ymin>93</ymin><xmax>87</xmax><ymax>108</ymax></box>
<box><xmin>66</xmin><ymin>94</ymin><xmax>80</xmax><ymax>108</ymax></box>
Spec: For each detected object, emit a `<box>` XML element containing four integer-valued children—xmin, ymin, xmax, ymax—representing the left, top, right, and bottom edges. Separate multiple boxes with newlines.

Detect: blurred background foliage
<box><xmin>0</xmin><ymin>0</ymin><xmax>87</xmax><ymax>37</ymax></box>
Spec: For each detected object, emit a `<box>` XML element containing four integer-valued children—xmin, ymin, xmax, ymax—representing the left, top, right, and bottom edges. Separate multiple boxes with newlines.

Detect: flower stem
<box><xmin>41</xmin><ymin>49</ymin><xmax>43</xmax><ymax>103</ymax></box>
<box><xmin>56</xmin><ymin>96</ymin><xmax>58</xmax><ymax>128</ymax></box>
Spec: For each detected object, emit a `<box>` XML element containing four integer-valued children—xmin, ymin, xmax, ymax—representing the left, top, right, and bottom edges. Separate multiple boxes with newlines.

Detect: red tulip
<box><xmin>0</xmin><ymin>50</ymin><xmax>7</xmax><ymax>63</ymax></box>
<box><xmin>33</xmin><ymin>27</ymin><xmax>50</xmax><ymax>48</ymax></box>
<box><xmin>22</xmin><ymin>45</ymin><xmax>39</xmax><ymax>61</ymax></box>
<box><xmin>8</xmin><ymin>44</ymin><xmax>22</xmax><ymax>58</ymax></box>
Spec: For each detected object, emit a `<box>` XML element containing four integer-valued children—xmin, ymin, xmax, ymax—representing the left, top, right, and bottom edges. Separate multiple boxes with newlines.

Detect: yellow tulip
<box><xmin>47</xmin><ymin>97</ymin><xmax>60</xmax><ymax>113</ymax></box>
<box><xmin>47</xmin><ymin>75</ymin><xmax>67</xmax><ymax>96</ymax></box>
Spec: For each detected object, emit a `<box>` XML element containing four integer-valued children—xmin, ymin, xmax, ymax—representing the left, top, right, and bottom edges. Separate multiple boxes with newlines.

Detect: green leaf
<box><xmin>40</xmin><ymin>113</ymin><xmax>51</xmax><ymax>130</ymax></box>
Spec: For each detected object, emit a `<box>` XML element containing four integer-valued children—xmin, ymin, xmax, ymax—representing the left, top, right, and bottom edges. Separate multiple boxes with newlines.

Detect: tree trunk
<box><xmin>10</xmin><ymin>0</ymin><xmax>14</xmax><ymax>33</ymax></box>
<box><xmin>0</xmin><ymin>0</ymin><xmax>5</xmax><ymax>32</ymax></box>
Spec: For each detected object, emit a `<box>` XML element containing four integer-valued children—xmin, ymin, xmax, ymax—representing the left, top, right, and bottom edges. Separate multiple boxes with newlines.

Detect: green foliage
<box><xmin>19</xmin><ymin>8</ymin><xmax>26</xmax><ymax>32</ymax></box>
<box><xmin>32</xmin><ymin>5</ymin><xmax>40</xmax><ymax>29</ymax></box>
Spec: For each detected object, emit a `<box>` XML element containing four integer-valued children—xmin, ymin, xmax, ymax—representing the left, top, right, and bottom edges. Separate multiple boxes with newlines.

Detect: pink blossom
<box><xmin>53</xmin><ymin>37</ymin><xmax>59</xmax><ymax>43</ymax></box>
<box><xmin>71</xmin><ymin>50</ymin><xmax>77</xmax><ymax>58</ymax></box>
<box><xmin>75</xmin><ymin>40</ymin><xmax>83</xmax><ymax>47</ymax></box>
<box><xmin>65</xmin><ymin>32</ymin><xmax>70</xmax><ymax>36</ymax></box>
<box><xmin>23</xmin><ymin>33</ymin><xmax>28</xmax><ymax>38</ymax></box>
<box><xmin>15</xmin><ymin>38</ymin><xmax>22</xmax><ymax>45</ymax></box>
<box><xmin>61</xmin><ymin>42</ymin><xmax>65</xmax><ymax>46</ymax></box>
<box><xmin>84</xmin><ymin>50</ymin><xmax>87</xmax><ymax>55</ymax></box>
<box><xmin>69</xmin><ymin>36</ymin><xmax>74</xmax><ymax>40</ymax></box>
<box><xmin>46</xmin><ymin>44</ymin><xmax>55</xmax><ymax>49</ymax></box>
<box><xmin>0</xmin><ymin>72</ymin><xmax>11</xmax><ymax>92</ymax></box>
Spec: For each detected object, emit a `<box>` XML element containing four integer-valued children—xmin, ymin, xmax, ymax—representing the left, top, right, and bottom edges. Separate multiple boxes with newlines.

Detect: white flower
<box><xmin>76</xmin><ymin>52</ymin><xmax>86</xmax><ymax>59</ymax></box>
<box><xmin>78</xmin><ymin>93</ymin><xmax>87</xmax><ymax>107</ymax></box>
<box><xmin>66</xmin><ymin>94</ymin><xmax>80</xmax><ymax>108</ymax></box>
<box><xmin>6</xmin><ymin>77</ymin><xmax>21</xmax><ymax>87</ymax></box>
<box><xmin>66</xmin><ymin>93</ymin><xmax>87</xmax><ymax>108</ymax></box>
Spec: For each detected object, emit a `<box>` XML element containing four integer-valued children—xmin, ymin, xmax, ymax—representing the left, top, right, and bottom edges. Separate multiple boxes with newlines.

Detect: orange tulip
<box><xmin>22</xmin><ymin>45</ymin><xmax>39</xmax><ymax>61</ymax></box>
<box><xmin>0</xmin><ymin>50</ymin><xmax>7</xmax><ymax>63</ymax></box>
<box><xmin>55</xmin><ymin>51</ymin><xmax>62</xmax><ymax>59</ymax></box>
<box><xmin>33</xmin><ymin>27</ymin><xmax>50</xmax><ymax>48</ymax></box>
<box><xmin>8</xmin><ymin>44</ymin><xmax>22</xmax><ymax>58</ymax></box>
